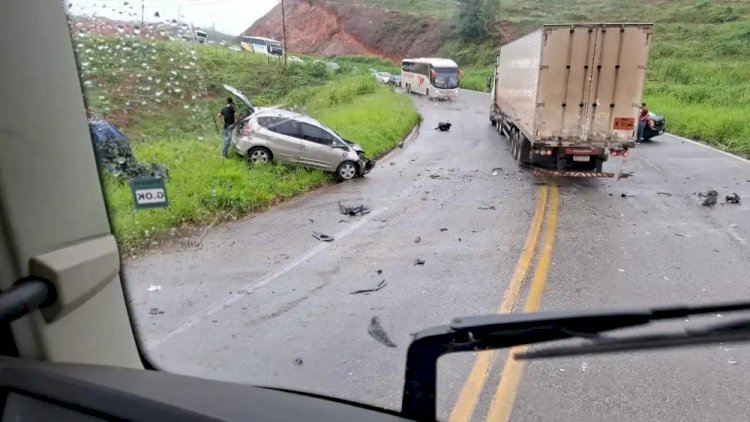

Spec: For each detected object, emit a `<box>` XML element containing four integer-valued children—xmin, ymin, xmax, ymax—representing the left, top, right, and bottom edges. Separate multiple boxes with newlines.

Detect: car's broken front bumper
<box><xmin>360</xmin><ymin>158</ymin><xmax>376</xmax><ymax>175</ymax></box>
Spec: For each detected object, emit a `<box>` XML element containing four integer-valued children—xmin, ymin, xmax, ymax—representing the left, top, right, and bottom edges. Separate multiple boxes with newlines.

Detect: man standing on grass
<box><xmin>217</xmin><ymin>97</ymin><xmax>237</xmax><ymax>158</ymax></box>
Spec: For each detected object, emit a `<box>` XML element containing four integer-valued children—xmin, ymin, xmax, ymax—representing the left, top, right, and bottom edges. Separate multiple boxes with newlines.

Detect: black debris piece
<box><xmin>309</xmin><ymin>219</ymin><xmax>314</xmax><ymax>224</ymax></box>
<box><xmin>414</xmin><ymin>258</ymin><xmax>426</xmax><ymax>266</ymax></box>
<box><xmin>350</xmin><ymin>280</ymin><xmax>387</xmax><ymax>295</ymax></box>
<box><xmin>675</xmin><ymin>233</ymin><xmax>685</xmax><ymax>237</ymax></box>
<box><xmin>90</xmin><ymin>121</ymin><xmax>169</xmax><ymax>180</ymax></box>
<box><xmin>478</xmin><ymin>205</ymin><xmax>496</xmax><ymax>211</ymax></box>
<box><xmin>657</xmin><ymin>192</ymin><xmax>673</xmax><ymax>197</ymax></box>
<box><xmin>726</xmin><ymin>193</ymin><xmax>741</xmax><ymax>204</ymax></box>
<box><xmin>377</xmin><ymin>269</ymin><xmax>383</xmax><ymax>275</ymax></box>
<box><xmin>414</xmin><ymin>236</ymin><xmax>421</xmax><ymax>243</ymax></box>
<box><xmin>440</xmin><ymin>228</ymin><xmax>448</xmax><ymax>232</ymax></box>
<box><xmin>338</xmin><ymin>202</ymin><xmax>370</xmax><ymax>216</ymax></box>
<box><xmin>293</xmin><ymin>358</ymin><xmax>303</xmax><ymax>366</ymax></box>
<box><xmin>398</xmin><ymin>142</ymin><xmax>404</xmax><ymax>148</ymax></box>
<box><xmin>458</xmin><ymin>238</ymin><xmax>462</xmax><ymax>242</ymax></box>
<box><xmin>534</xmin><ymin>181</ymin><xmax>546</xmax><ymax>186</ymax></box>
<box><xmin>312</xmin><ymin>232</ymin><xmax>334</xmax><ymax>242</ymax></box>
<box><xmin>699</xmin><ymin>190</ymin><xmax>718</xmax><ymax>206</ymax></box>
<box><xmin>154</xmin><ymin>11</ymin><xmax>160</xmax><ymax>17</ymax></box>
<box><xmin>430</xmin><ymin>174</ymin><xmax>448</xmax><ymax>180</ymax></box>
<box><xmin>435</xmin><ymin>122</ymin><xmax>452</xmax><ymax>132</ymax></box>
<box><xmin>617</xmin><ymin>171</ymin><xmax>634</xmax><ymax>180</ymax></box>
<box><xmin>338</xmin><ymin>219</ymin><xmax>350</xmax><ymax>224</ymax></box>
<box><xmin>367</xmin><ymin>316</ymin><xmax>397</xmax><ymax>348</ymax></box>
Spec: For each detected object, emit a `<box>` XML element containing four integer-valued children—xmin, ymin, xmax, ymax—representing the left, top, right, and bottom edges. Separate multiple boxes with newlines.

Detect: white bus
<box><xmin>240</xmin><ymin>36</ymin><xmax>283</xmax><ymax>56</ymax></box>
<box><xmin>401</xmin><ymin>58</ymin><xmax>462</xmax><ymax>100</ymax></box>
<box><xmin>195</xmin><ymin>30</ymin><xmax>207</xmax><ymax>44</ymax></box>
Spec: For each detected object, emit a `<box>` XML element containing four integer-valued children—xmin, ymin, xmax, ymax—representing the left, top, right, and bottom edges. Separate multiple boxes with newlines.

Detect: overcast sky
<box><xmin>68</xmin><ymin>0</ymin><xmax>279</xmax><ymax>35</ymax></box>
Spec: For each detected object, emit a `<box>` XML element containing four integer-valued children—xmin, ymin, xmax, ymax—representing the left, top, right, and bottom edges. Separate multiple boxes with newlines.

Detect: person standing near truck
<box><xmin>637</xmin><ymin>102</ymin><xmax>649</xmax><ymax>143</ymax></box>
<box><xmin>217</xmin><ymin>97</ymin><xmax>237</xmax><ymax>159</ymax></box>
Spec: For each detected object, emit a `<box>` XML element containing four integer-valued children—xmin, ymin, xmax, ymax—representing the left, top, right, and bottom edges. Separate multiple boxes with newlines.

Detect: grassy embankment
<box><xmin>74</xmin><ymin>36</ymin><xmax>418</xmax><ymax>251</ymax></box>
<box><xmin>433</xmin><ymin>0</ymin><xmax>750</xmax><ymax>155</ymax></box>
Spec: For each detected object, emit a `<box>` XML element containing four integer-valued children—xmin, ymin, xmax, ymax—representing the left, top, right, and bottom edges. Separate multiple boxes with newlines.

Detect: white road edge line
<box><xmin>144</xmin><ymin>207</ymin><xmax>388</xmax><ymax>350</ymax></box>
<box><xmin>668</xmin><ymin>133</ymin><xmax>750</xmax><ymax>165</ymax></box>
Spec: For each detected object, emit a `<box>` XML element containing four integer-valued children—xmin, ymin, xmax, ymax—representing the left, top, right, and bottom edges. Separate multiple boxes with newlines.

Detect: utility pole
<box><xmin>141</xmin><ymin>0</ymin><xmax>144</xmax><ymax>27</ymax></box>
<box><xmin>177</xmin><ymin>3</ymin><xmax>181</xmax><ymax>26</ymax></box>
<box><xmin>281</xmin><ymin>0</ymin><xmax>288</xmax><ymax>69</ymax></box>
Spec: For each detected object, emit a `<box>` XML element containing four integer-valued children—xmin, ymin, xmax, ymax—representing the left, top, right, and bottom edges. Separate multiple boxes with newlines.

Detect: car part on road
<box><xmin>413</xmin><ymin>258</ymin><xmax>426</xmax><ymax>266</ymax></box>
<box><xmin>478</xmin><ymin>205</ymin><xmax>496</xmax><ymax>210</ymax></box>
<box><xmin>657</xmin><ymin>192</ymin><xmax>673</xmax><ymax>197</ymax></box>
<box><xmin>700</xmin><ymin>190</ymin><xmax>718</xmax><ymax>206</ymax></box>
<box><xmin>312</xmin><ymin>232</ymin><xmax>335</xmax><ymax>242</ymax></box>
<box><xmin>338</xmin><ymin>202</ymin><xmax>370</xmax><ymax>216</ymax></box>
<box><xmin>368</xmin><ymin>316</ymin><xmax>397</xmax><ymax>348</ymax></box>
<box><xmin>293</xmin><ymin>358</ymin><xmax>303</xmax><ymax>367</ymax></box>
<box><xmin>435</xmin><ymin>122</ymin><xmax>452</xmax><ymax>131</ymax></box>
<box><xmin>726</xmin><ymin>193</ymin><xmax>741</xmax><ymax>204</ymax></box>
<box><xmin>414</xmin><ymin>236</ymin><xmax>421</xmax><ymax>243</ymax></box>
<box><xmin>350</xmin><ymin>280</ymin><xmax>387</xmax><ymax>295</ymax></box>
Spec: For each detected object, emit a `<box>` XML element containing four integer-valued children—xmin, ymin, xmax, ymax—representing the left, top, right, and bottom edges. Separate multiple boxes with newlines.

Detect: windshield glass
<box><xmin>432</xmin><ymin>67</ymin><xmax>459</xmax><ymax>89</ymax></box>
<box><xmin>57</xmin><ymin>0</ymin><xmax>750</xmax><ymax>421</ymax></box>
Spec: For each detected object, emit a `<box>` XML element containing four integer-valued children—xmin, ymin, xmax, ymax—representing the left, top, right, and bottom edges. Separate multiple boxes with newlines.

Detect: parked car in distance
<box><xmin>641</xmin><ymin>112</ymin><xmax>667</xmax><ymax>142</ymax></box>
<box><xmin>374</xmin><ymin>72</ymin><xmax>391</xmax><ymax>84</ymax></box>
<box><xmin>224</xmin><ymin>85</ymin><xmax>376</xmax><ymax>180</ymax></box>
<box><xmin>288</xmin><ymin>55</ymin><xmax>304</xmax><ymax>63</ymax></box>
<box><xmin>387</xmin><ymin>75</ymin><xmax>401</xmax><ymax>87</ymax></box>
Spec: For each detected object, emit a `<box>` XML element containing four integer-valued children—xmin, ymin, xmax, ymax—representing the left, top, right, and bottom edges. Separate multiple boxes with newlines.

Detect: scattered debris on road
<box><xmin>368</xmin><ymin>316</ymin><xmax>397</xmax><ymax>348</ymax></box>
<box><xmin>294</xmin><ymin>358</ymin><xmax>304</xmax><ymax>367</ymax></box>
<box><xmin>414</xmin><ymin>258</ymin><xmax>426</xmax><ymax>266</ymax></box>
<box><xmin>699</xmin><ymin>190</ymin><xmax>718</xmax><ymax>206</ymax></box>
<box><xmin>350</xmin><ymin>280</ymin><xmax>387</xmax><ymax>295</ymax></box>
<box><xmin>149</xmin><ymin>307</ymin><xmax>164</xmax><ymax>315</ymax></box>
<box><xmin>621</xmin><ymin>193</ymin><xmax>635</xmax><ymax>198</ymax></box>
<box><xmin>616</xmin><ymin>171</ymin><xmax>634</xmax><ymax>180</ymax></box>
<box><xmin>377</xmin><ymin>269</ymin><xmax>383</xmax><ymax>275</ymax></box>
<box><xmin>491</xmin><ymin>167</ymin><xmax>503</xmax><ymax>175</ymax></box>
<box><xmin>726</xmin><ymin>193</ymin><xmax>741</xmax><ymax>204</ymax></box>
<box><xmin>146</xmin><ymin>284</ymin><xmax>161</xmax><ymax>292</ymax></box>
<box><xmin>435</xmin><ymin>122</ymin><xmax>452</xmax><ymax>132</ymax></box>
<box><xmin>657</xmin><ymin>192</ymin><xmax>673</xmax><ymax>197</ymax></box>
<box><xmin>675</xmin><ymin>233</ymin><xmax>685</xmax><ymax>237</ymax></box>
<box><xmin>440</xmin><ymin>228</ymin><xmax>448</xmax><ymax>232</ymax></box>
<box><xmin>312</xmin><ymin>232</ymin><xmax>335</xmax><ymax>242</ymax></box>
<box><xmin>478</xmin><ymin>205</ymin><xmax>496</xmax><ymax>211</ymax></box>
<box><xmin>309</xmin><ymin>219</ymin><xmax>314</xmax><ymax>224</ymax></box>
<box><xmin>429</xmin><ymin>174</ymin><xmax>448</xmax><ymax>180</ymax></box>
<box><xmin>414</xmin><ymin>236</ymin><xmax>421</xmax><ymax>243</ymax></box>
<box><xmin>338</xmin><ymin>202</ymin><xmax>370</xmax><ymax>216</ymax></box>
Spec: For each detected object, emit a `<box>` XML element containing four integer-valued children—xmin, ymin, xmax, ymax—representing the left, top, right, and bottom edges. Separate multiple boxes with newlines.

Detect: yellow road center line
<box><xmin>486</xmin><ymin>185</ymin><xmax>560</xmax><ymax>422</ymax></box>
<box><xmin>449</xmin><ymin>186</ymin><xmax>549</xmax><ymax>422</ymax></box>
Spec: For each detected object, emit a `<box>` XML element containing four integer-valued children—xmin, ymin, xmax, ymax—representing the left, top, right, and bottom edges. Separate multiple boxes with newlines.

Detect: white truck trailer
<box><xmin>489</xmin><ymin>23</ymin><xmax>653</xmax><ymax>175</ymax></box>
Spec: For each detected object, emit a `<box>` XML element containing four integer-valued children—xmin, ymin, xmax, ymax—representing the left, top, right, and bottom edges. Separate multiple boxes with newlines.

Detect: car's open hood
<box><xmin>223</xmin><ymin>84</ymin><xmax>255</xmax><ymax>111</ymax></box>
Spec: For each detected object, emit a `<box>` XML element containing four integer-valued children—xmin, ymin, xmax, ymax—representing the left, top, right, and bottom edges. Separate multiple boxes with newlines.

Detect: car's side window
<box><xmin>271</xmin><ymin>119</ymin><xmax>301</xmax><ymax>138</ymax></box>
<box><xmin>300</xmin><ymin>123</ymin><xmax>334</xmax><ymax>146</ymax></box>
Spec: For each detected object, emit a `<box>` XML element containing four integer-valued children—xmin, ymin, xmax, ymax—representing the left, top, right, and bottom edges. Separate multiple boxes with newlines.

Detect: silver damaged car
<box><xmin>225</xmin><ymin>85</ymin><xmax>376</xmax><ymax>180</ymax></box>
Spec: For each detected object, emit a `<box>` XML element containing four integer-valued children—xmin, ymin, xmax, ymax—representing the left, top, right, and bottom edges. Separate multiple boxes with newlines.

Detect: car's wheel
<box><xmin>406</xmin><ymin>84</ymin><xmax>412</xmax><ymax>94</ymax></box>
<box><xmin>336</xmin><ymin>161</ymin><xmax>358</xmax><ymax>181</ymax></box>
<box><xmin>247</xmin><ymin>146</ymin><xmax>272</xmax><ymax>164</ymax></box>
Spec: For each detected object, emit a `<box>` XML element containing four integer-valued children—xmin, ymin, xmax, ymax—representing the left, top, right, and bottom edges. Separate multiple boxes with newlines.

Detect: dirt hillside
<box><xmin>243</xmin><ymin>0</ymin><xmax>450</xmax><ymax>62</ymax></box>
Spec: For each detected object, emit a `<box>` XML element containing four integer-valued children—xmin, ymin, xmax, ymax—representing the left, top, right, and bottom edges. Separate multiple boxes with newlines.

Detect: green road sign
<box><xmin>130</xmin><ymin>177</ymin><xmax>169</xmax><ymax>209</ymax></box>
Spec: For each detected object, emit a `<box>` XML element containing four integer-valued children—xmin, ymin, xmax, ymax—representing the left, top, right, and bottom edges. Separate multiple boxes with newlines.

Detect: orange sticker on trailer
<box><xmin>613</xmin><ymin>117</ymin><xmax>636</xmax><ymax>130</ymax></box>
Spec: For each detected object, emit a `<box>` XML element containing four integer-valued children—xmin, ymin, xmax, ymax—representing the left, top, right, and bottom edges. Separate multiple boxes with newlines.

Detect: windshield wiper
<box><xmin>401</xmin><ymin>300</ymin><xmax>750</xmax><ymax>421</ymax></box>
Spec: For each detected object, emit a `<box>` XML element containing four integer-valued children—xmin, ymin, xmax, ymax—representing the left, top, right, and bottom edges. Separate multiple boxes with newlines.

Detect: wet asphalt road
<box><xmin>123</xmin><ymin>89</ymin><xmax>750</xmax><ymax>421</ymax></box>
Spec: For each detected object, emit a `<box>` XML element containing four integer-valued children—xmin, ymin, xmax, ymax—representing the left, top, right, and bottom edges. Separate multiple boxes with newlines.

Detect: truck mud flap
<box><xmin>533</xmin><ymin>168</ymin><xmax>615</xmax><ymax>178</ymax></box>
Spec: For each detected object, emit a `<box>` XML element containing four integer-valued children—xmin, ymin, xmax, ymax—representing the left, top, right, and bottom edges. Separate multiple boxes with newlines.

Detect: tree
<box><xmin>457</xmin><ymin>0</ymin><xmax>499</xmax><ymax>39</ymax></box>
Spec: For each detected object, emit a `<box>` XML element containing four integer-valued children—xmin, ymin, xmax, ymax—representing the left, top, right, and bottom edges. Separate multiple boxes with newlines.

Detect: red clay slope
<box><xmin>243</xmin><ymin>0</ymin><xmax>450</xmax><ymax>62</ymax></box>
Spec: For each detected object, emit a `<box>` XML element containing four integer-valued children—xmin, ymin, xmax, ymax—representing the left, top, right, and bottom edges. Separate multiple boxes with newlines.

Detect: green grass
<box><xmin>101</xmin><ymin>81</ymin><xmax>418</xmax><ymax>250</ymax></box>
<box><xmin>70</xmin><ymin>30</ymin><xmax>419</xmax><ymax>250</ymax></box>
